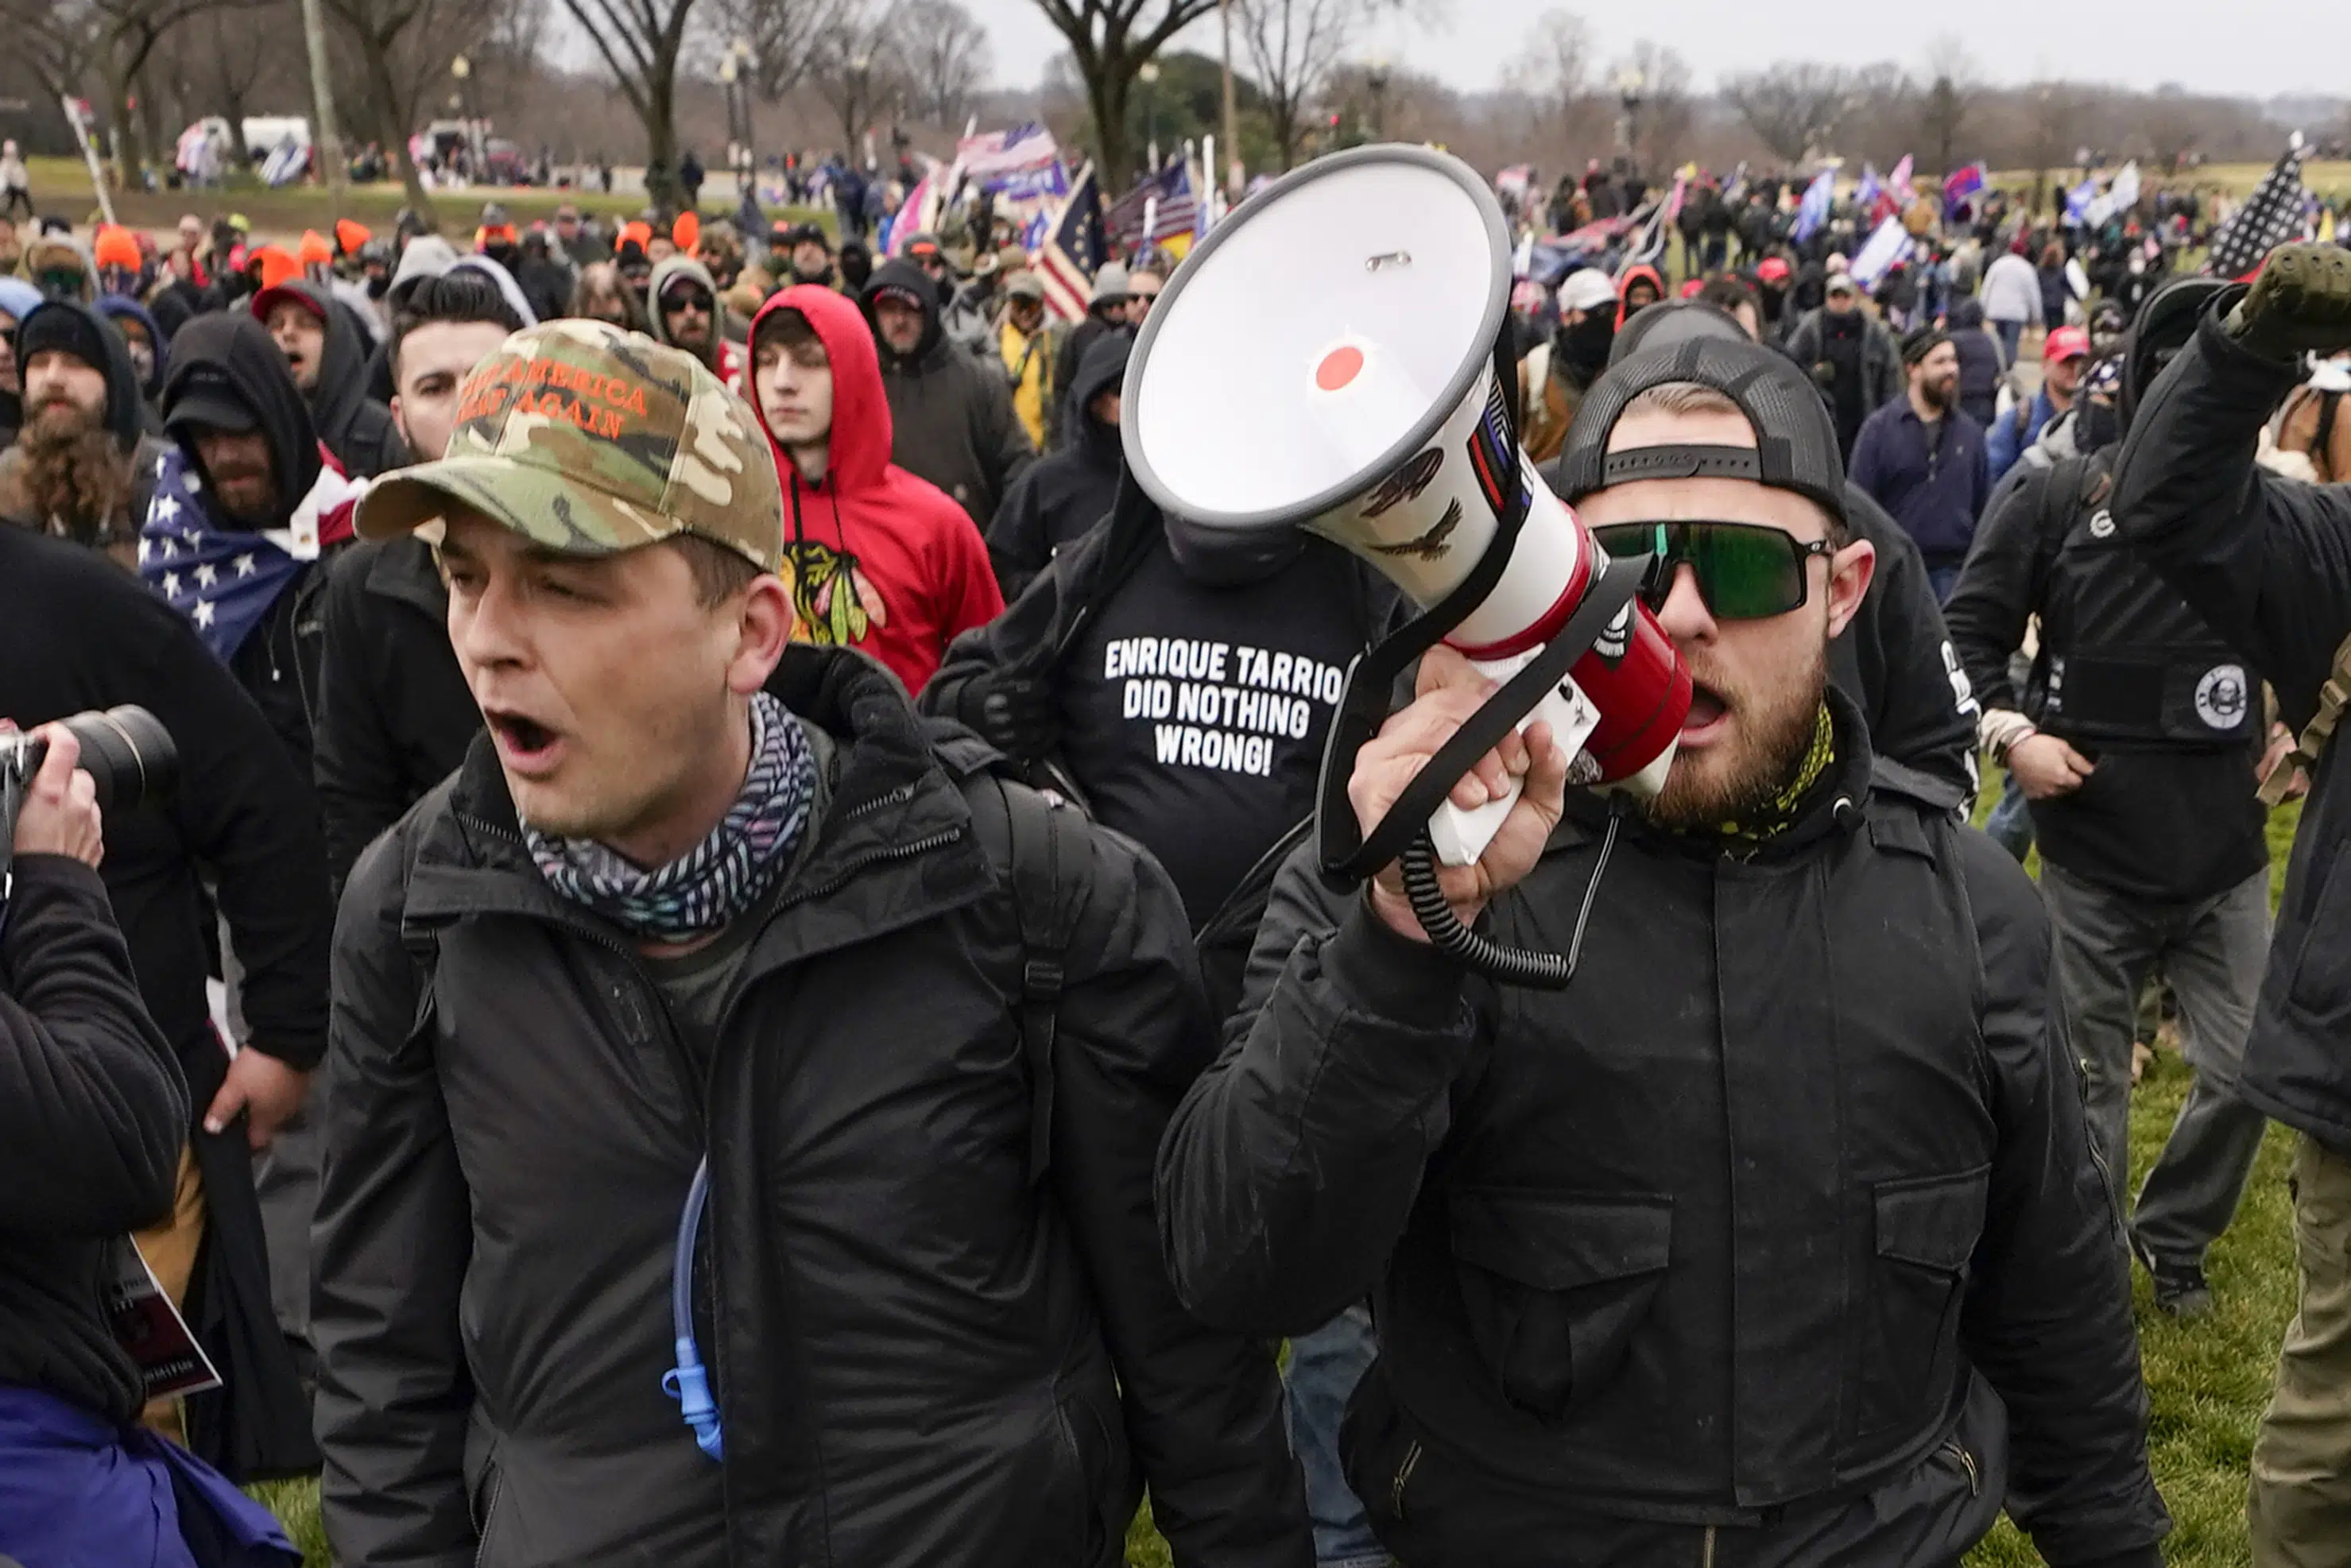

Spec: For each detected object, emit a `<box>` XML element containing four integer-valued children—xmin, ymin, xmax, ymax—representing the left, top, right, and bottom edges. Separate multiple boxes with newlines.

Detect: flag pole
<box><xmin>62</xmin><ymin>97</ymin><xmax>117</xmax><ymax>227</ymax></box>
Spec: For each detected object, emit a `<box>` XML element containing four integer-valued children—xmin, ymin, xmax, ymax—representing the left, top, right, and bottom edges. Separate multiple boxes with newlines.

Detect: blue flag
<box><xmin>1792</xmin><ymin>170</ymin><xmax>1835</xmax><ymax>244</ymax></box>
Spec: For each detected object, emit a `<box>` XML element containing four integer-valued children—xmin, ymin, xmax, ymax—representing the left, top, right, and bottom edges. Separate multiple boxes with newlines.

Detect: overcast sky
<box><xmin>961</xmin><ymin>0</ymin><xmax>2350</xmax><ymax>101</ymax></box>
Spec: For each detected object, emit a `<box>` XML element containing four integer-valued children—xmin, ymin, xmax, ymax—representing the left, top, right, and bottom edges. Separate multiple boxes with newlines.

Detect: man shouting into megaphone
<box><xmin>1159</xmin><ymin>336</ymin><xmax>2168</xmax><ymax>1568</ymax></box>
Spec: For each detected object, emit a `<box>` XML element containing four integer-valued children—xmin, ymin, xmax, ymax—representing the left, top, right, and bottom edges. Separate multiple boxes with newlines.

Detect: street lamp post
<box><xmin>1139</xmin><ymin>61</ymin><xmax>1161</xmax><ymax>175</ymax></box>
<box><xmin>1615</xmin><ymin>65</ymin><xmax>1646</xmax><ymax>172</ymax></box>
<box><xmin>1366</xmin><ymin>58</ymin><xmax>1390</xmax><ymax>142</ymax></box>
<box><xmin>451</xmin><ymin>55</ymin><xmax>483</xmax><ymax>180</ymax></box>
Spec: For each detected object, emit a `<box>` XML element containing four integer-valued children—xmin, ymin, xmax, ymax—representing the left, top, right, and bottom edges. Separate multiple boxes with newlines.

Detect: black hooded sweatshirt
<box><xmin>270</xmin><ymin>280</ymin><xmax>407</xmax><ymax>478</ymax></box>
<box><xmin>161</xmin><ymin>312</ymin><xmax>338</xmax><ymax>772</ymax></box>
<box><xmin>858</xmin><ymin>257</ymin><xmax>1035</xmax><ymax>528</ymax></box>
<box><xmin>985</xmin><ymin>329</ymin><xmax>1130</xmax><ymax>599</ymax></box>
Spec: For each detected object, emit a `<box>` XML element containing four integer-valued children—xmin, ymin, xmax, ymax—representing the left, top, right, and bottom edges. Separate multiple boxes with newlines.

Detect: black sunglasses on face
<box><xmin>666</xmin><ymin>290</ymin><xmax>714</xmax><ymax>314</ymax></box>
<box><xmin>1594</xmin><ymin>520</ymin><xmax>1835</xmax><ymax>621</ymax></box>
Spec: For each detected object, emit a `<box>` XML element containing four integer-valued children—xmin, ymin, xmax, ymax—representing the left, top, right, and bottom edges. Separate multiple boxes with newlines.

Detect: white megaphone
<box><xmin>1122</xmin><ymin>145</ymin><xmax>1691</xmax><ymax>957</ymax></box>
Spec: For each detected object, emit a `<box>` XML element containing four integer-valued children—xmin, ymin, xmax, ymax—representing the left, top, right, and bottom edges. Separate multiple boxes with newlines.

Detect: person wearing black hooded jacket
<box><xmin>985</xmin><ymin>330</ymin><xmax>1130</xmax><ymax>599</ymax></box>
<box><xmin>2104</xmin><ymin>243</ymin><xmax>2351</xmax><ymax>1559</ymax></box>
<box><xmin>1945</xmin><ymin>292</ymin><xmax>2272</xmax><ymax>1321</ymax></box>
<box><xmin>862</xmin><ymin>257</ymin><xmax>1036</xmax><ymax>528</ymax></box>
<box><xmin>0</xmin><ymin>518</ymin><xmax>330</xmax><ymax>1485</ymax></box>
<box><xmin>157</xmin><ymin>312</ymin><xmax>351</xmax><ymax>774</ymax></box>
<box><xmin>250</xmin><ymin>278</ymin><xmax>407</xmax><ymax>478</ymax></box>
<box><xmin>0</xmin><ymin>299</ymin><xmax>172</xmax><ymax>560</ymax></box>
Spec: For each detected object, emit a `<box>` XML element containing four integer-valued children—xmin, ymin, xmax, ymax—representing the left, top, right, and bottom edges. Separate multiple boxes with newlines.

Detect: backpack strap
<box><xmin>964</xmin><ymin>769</ymin><xmax>1091</xmax><ymax>1185</ymax></box>
<box><xmin>2260</xmin><ymin>631</ymin><xmax>2351</xmax><ymax>807</ymax></box>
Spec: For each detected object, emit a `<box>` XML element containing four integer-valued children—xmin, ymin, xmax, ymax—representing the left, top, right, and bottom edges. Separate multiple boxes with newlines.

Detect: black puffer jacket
<box><xmin>860</xmin><ymin>258</ymin><xmax>1036</xmax><ymax>527</ymax></box>
<box><xmin>1158</xmin><ymin>695</ymin><xmax>2165</xmax><ymax>1568</ymax></box>
<box><xmin>315</xmin><ymin>645</ymin><xmax>1307</xmax><ymax>1568</ymax></box>
<box><xmin>312</xmin><ymin>536</ymin><xmax>479</xmax><ymax>892</ymax></box>
<box><xmin>0</xmin><ymin>854</ymin><xmax>187</xmax><ymax>1425</ymax></box>
<box><xmin>986</xmin><ymin>330</ymin><xmax>1130</xmax><ymax>599</ymax></box>
<box><xmin>272</xmin><ymin>279</ymin><xmax>407</xmax><ymax>478</ymax></box>
<box><xmin>2111</xmin><ymin>303</ymin><xmax>2351</xmax><ymax>1151</ymax></box>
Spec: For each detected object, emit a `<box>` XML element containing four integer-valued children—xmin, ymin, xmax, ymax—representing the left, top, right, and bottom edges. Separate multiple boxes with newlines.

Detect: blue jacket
<box><xmin>1986</xmin><ymin>387</ymin><xmax>2058</xmax><ymax>484</ymax></box>
<box><xmin>1848</xmin><ymin>399</ymin><xmax>1991</xmax><ymax>567</ymax></box>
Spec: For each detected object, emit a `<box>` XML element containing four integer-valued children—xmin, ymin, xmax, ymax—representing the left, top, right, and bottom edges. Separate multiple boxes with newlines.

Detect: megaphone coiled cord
<box><xmin>1397</xmin><ymin>805</ymin><xmax>1623</xmax><ymax>990</ymax></box>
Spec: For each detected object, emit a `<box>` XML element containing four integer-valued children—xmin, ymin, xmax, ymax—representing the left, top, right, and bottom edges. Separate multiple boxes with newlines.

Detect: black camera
<box><xmin>0</xmin><ymin>707</ymin><xmax>177</xmax><ymax>899</ymax></box>
<box><xmin>0</xmin><ymin>707</ymin><xmax>177</xmax><ymax>814</ymax></box>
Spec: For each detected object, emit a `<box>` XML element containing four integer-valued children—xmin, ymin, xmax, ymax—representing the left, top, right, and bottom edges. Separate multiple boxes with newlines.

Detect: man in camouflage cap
<box><xmin>312</xmin><ymin>319</ymin><xmax>1308</xmax><ymax>1568</ymax></box>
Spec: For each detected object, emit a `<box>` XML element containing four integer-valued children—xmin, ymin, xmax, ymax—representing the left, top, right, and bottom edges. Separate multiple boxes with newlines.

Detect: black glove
<box><xmin>2225</xmin><ymin>242</ymin><xmax>2351</xmax><ymax>362</ymax></box>
<box><xmin>967</xmin><ymin>675</ymin><xmax>1059</xmax><ymax>761</ymax></box>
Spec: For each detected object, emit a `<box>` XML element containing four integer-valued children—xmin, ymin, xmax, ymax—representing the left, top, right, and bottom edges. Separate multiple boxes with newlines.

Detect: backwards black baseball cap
<box><xmin>1553</xmin><ymin>334</ymin><xmax>1849</xmax><ymax>531</ymax></box>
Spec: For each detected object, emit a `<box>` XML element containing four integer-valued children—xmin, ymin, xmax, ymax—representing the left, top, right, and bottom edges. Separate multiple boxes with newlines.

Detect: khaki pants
<box><xmin>130</xmin><ymin>1146</ymin><xmax>207</xmax><ymax>1444</ymax></box>
<box><xmin>2252</xmin><ymin>1132</ymin><xmax>2351</xmax><ymax>1565</ymax></box>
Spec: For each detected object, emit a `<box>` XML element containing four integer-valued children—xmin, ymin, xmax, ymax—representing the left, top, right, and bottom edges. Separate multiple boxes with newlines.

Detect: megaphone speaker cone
<box><xmin>1126</xmin><ymin>145</ymin><xmax>1691</xmax><ymax>869</ymax></box>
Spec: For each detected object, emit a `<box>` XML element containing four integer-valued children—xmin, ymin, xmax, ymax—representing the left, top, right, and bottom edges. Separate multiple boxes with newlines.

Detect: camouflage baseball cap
<box><xmin>357</xmin><ymin>318</ymin><xmax>782</xmax><ymax>571</ymax></box>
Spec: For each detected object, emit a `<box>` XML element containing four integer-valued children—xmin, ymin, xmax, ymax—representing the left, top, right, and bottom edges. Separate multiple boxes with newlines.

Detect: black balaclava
<box><xmin>1164</xmin><ymin>509</ymin><xmax>1307</xmax><ymax>587</ymax></box>
<box><xmin>1559</xmin><ymin>309</ymin><xmax>1616</xmax><ymax>379</ymax></box>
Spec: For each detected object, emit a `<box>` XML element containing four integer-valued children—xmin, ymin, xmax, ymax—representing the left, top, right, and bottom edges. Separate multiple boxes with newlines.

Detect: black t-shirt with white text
<box><xmin>1059</xmin><ymin>536</ymin><xmax>1372</xmax><ymax>927</ymax></box>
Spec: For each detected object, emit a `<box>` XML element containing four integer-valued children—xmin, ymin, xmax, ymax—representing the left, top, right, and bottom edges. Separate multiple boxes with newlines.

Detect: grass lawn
<box><xmin>17</xmin><ymin>156</ymin><xmax>830</xmax><ymax>243</ymax></box>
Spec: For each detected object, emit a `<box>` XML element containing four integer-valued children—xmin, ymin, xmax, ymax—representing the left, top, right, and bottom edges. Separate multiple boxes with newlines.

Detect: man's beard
<box><xmin>11</xmin><ymin>401</ymin><xmax>131</xmax><ymax>548</ymax></box>
<box><xmin>1919</xmin><ymin>377</ymin><xmax>1954</xmax><ymax>413</ymax></box>
<box><xmin>1644</xmin><ymin>636</ymin><xmax>1828</xmax><ymax>833</ymax></box>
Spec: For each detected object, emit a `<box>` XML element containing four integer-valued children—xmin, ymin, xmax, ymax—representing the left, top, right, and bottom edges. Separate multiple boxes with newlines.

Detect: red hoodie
<box><xmin>1616</xmin><ymin>262</ymin><xmax>1666</xmax><ymax>331</ymax></box>
<box><xmin>748</xmin><ymin>285</ymin><xmax>1004</xmax><ymax>695</ymax></box>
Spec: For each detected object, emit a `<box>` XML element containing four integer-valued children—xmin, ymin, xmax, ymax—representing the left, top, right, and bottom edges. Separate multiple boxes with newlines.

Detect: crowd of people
<box><xmin>0</xmin><ymin>145</ymin><xmax>2348</xmax><ymax>1568</ymax></box>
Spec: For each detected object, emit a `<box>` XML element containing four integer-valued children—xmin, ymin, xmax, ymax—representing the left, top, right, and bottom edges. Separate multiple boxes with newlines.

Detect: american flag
<box><xmin>2206</xmin><ymin>137</ymin><xmax>2310</xmax><ymax>281</ymax></box>
<box><xmin>1037</xmin><ymin>164</ymin><xmax>1107</xmax><ymax>323</ymax></box>
<box><xmin>138</xmin><ymin>442</ymin><xmax>362</xmax><ymax>662</ymax></box>
<box><xmin>1106</xmin><ymin>158</ymin><xmax>1198</xmax><ymax>256</ymax></box>
<box><xmin>955</xmin><ymin>124</ymin><xmax>1062</xmax><ymax>192</ymax></box>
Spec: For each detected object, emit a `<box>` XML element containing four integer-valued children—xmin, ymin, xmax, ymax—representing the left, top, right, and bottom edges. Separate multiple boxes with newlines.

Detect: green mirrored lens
<box><xmin>1685</xmin><ymin>524</ymin><xmax>1805</xmax><ymax>619</ymax></box>
<box><xmin>1589</xmin><ymin>521</ymin><xmax>1807</xmax><ymax>620</ymax></box>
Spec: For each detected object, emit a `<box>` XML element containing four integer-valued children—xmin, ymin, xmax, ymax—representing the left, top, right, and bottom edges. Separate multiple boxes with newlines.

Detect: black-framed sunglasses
<box><xmin>1594</xmin><ymin>520</ymin><xmax>1835</xmax><ymax>621</ymax></box>
<box><xmin>664</xmin><ymin>288</ymin><xmax>715</xmax><ymax>314</ymax></box>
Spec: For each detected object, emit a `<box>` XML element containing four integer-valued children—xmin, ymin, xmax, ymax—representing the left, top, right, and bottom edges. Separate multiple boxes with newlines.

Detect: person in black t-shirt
<box><xmin>926</xmin><ymin>484</ymin><xmax>1404</xmax><ymax>1020</ymax></box>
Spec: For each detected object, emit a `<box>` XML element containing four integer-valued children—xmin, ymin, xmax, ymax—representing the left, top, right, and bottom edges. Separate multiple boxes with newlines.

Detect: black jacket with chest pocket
<box><xmin>858</xmin><ymin>258</ymin><xmax>1036</xmax><ymax>529</ymax></box>
<box><xmin>313</xmin><ymin>643</ymin><xmax>1309</xmax><ymax>1568</ymax></box>
<box><xmin>2109</xmin><ymin>304</ymin><xmax>2351</xmax><ymax>1152</ymax></box>
<box><xmin>1156</xmin><ymin>693</ymin><xmax>2167</xmax><ymax>1568</ymax></box>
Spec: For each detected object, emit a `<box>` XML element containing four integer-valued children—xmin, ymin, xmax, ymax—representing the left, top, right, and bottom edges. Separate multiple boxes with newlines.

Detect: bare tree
<box><xmin>5</xmin><ymin>0</ymin><xmax>261</xmax><ymax>181</ymax></box>
<box><xmin>1721</xmin><ymin>62</ymin><xmax>1851</xmax><ymax>165</ymax></box>
<box><xmin>707</xmin><ymin>0</ymin><xmax>848</xmax><ymax>103</ymax></box>
<box><xmin>1501</xmin><ymin>7</ymin><xmax>1599</xmax><ymax>171</ymax></box>
<box><xmin>1617</xmin><ymin>40</ymin><xmax>1691</xmax><ymax>176</ymax></box>
<box><xmin>2021</xmin><ymin>80</ymin><xmax>2086</xmax><ymax>216</ymax></box>
<box><xmin>1024</xmin><ymin>0</ymin><xmax>1219</xmax><ymax>188</ymax></box>
<box><xmin>804</xmin><ymin>0</ymin><xmax>911</xmax><ymax>158</ymax></box>
<box><xmin>556</xmin><ymin>0</ymin><xmax>703</xmax><ymax>210</ymax></box>
<box><xmin>1915</xmin><ymin>37</ymin><xmax>1973</xmax><ymax>177</ymax></box>
<box><xmin>1234</xmin><ymin>0</ymin><xmax>1419</xmax><ymax>172</ymax></box>
<box><xmin>897</xmin><ymin>0</ymin><xmax>990</xmax><ymax>127</ymax></box>
<box><xmin>322</xmin><ymin>0</ymin><xmax>513</xmax><ymax>226</ymax></box>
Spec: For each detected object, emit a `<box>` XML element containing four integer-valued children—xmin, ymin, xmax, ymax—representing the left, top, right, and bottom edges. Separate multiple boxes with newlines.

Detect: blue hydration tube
<box><xmin>661</xmin><ymin>1157</ymin><xmax>723</xmax><ymax>1460</ymax></box>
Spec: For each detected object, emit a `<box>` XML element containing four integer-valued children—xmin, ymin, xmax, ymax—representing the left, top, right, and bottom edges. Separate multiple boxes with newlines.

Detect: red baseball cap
<box><xmin>1755</xmin><ymin>257</ymin><xmax>1791</xmax><ymax>284</ymax></box>
<box><xmin>2046</xmin><ymin>326</ymin><xmax>2091</xmax><ymax>364</ymax></box>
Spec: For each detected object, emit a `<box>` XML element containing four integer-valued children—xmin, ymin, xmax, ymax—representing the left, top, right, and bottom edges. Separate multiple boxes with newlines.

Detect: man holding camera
<box><xmin>0</xmin><ymin>509</ymin><xmax>328</xmax><ymax>1481</ymax></box>
<box><xmin>1159</xmin><ymin>338</ymin><xmax>2167</xmax><ymax>1568</ymax></box>
<box><xmin>313</xmin><ymin>321</ymin><xmax>1305</xmax><ymax>1568</ymax></box>
<box><xmin>2107</xmin><ymin>241</ymin><xmax>2351</xmax><ymax>1566</ymax></box>
<box><xmin>0</xmin><ymin>722</ymin><xmax>300</xmax><ymax>1565</ymax></box>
